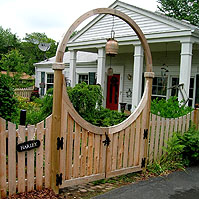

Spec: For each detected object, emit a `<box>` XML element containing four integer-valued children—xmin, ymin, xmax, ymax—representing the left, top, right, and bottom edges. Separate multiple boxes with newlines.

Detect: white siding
<box><xmin>74</xmin><ymin>5</ymin><xmax>179</xmax><ymax>43</ymax></box>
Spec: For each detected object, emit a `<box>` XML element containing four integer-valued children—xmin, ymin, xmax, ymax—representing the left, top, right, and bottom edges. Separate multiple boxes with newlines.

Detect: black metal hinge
<box><xmin>143</xmin><ymin>129</ymin><xmax>148</xmax><ymax>139</ymax></box>
<box><xmin>103</xmin><ymin>133</ymin><xmax>111</xmax><ymax>146</ymax></box>
<box><xmin>56</xmin><ymin>173</ymin><xmax>62</xmax><ymax>186</ymax></box>
<box><xmin>141</xmin><ymin>158</ymin><xmax>146</xmax><ymax>168</ymax></box>
<box><xmin>57</xmin><ymin>137</ymin><xmax>64</xmax><ymax>150</ymax></box>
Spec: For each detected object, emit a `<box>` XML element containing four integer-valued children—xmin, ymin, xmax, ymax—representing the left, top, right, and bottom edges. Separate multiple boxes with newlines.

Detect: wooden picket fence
<box><xmin>0</xmin><ymin>109</ymin><xmax>198</xmax><ymax>198</ymax></box>
<box><xmin>0</xmin><ymin>116</ymin><xmax>52</xmax><ymax>198</ymax></box>
<box><xmin>148</xmin><ymin>109</ymin><xmax>199</xmax><ymax>163</ymax></box>
<box><xmin>14</xmin><ymin>87</ymin><xmax>34</xmax><ymax>100</ymax></box>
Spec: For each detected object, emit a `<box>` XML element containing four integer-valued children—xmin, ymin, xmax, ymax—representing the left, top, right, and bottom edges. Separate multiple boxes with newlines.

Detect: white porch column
<box><xmin>178</xmin><ymin>41</ymin><xmax>193</xmax><ymax>103</ymax></box>
<box><xmin>97</xmin><ymin>48</ymin><xmax>106</xmax><ymax>106</ymax></box>
<box><xmin>132</xmin><ymin>44</ymin><xmax>144</xmax><ymax>111</ymax></box>
<box><xmin>69</xmin><ymin>50</ymin><xmax>77</xmax><ymax>87</ymax></box>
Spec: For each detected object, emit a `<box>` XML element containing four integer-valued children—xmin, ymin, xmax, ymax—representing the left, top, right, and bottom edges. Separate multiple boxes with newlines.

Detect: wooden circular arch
<box><xmin>55</xmin><ymin>8</ymin><xmax>153</xmax><ymax>72</ymax></box>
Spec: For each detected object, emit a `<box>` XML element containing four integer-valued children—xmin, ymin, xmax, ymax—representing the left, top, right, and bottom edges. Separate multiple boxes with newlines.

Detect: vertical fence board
<box><xmin>178</xmin><ymin>117</ymin><xmax>182</xmax><ymax>133</ymax></box>
<box><xmin>112</xmin><ymin>133</ymin><xmax>119</xmax><ymax>171</ymax></box>
<box><xmin>128</xmin><ymin>123</ymin><xmax>135</xmax><ymax>167</ymax></box>
<box><xmin>117</xmin><ymin>130</ymin><xmax>124</xmax><ymax>169</ymax></box>
<box><xmin>154</xmin><ymin>116</ymin><xmax>160</xmax><ymax>161</ymax></box>
<box><xmin>182</xmin><ymin>115</ymin><xmax>186</xmax><ymax>134</ymax></box>
<box><xmin>94</xmin><ymin>134</ymin><xmax>100</xmax><ymax>174</ymax></box>
<box><xmin>99</xmin><ymin>134</ymin><xmax>106</xmax><ymax>173</ymax></box>
<box><xmin>66</xmin><ymin>115</ymin><xmax>73</xmax><ymax>179</ymax></box>
<box><xmin>36</xmin><ymin>121</ymin><xmax>44</xmax><ymax>190</ymax></box>
<box><xmin>158</xmin><ymin>118</ymin><xmax>165</xmax><ymax>158</ymax></box>
<box><xmin>17</xmin><ymin>126</ymin><xmax>26</xmax><ymax>193</ymax></box>
<box><xmin>0</xmin><ymin>118</ymin><xmax>6</xmax><ymax>198</ymax></box>
<box><xmin>106</xmin><ymin>133</ymin><xmax>113</xmax><ymax>173</ymax></box>
<box><xmin>169</xmin><ymin>119</ymin><xmax>174</xmax><ymax>139</ymax></box>
<box><xmin>164</xmin><ymin>119</ymin><xmax>170</xmax><ymax>149</ymax></box>
<box><xmin>87</xmin><ymin>132</ymin><xmax>94</xmax><ymax>176</ymax></box>
<box><xmin>73</xmin><ymin>123</ymin><xmax>81</xmax><ymax>178</ymax></box>
<box><xmin>123</xmin><ymin>127</ymin><xmax>130</xmax><ymax>168</ymax></box>
<box><xmin>174</xmin><ymin>118</ymin><xmax>178</xmax><ymax>132</ymax></box>
<box><xmin>80</xmin><ymin>129</ymin><xmax>88</xmax><ymax>177</ymax></box>
<box><xmin>149</xmin><ymin>114</ymin><xmax>156</xmax><ymax>162</ymax></box>
<box><xmin>186</xmin><ymin>113</ymin><xmax>190</xmax><ymax>131</ymax></box>
<box><xmin>45</xmin><ymin>116</ymin><xmax>52</xmax><ymax>188</ymax></box>
<box><xmin>8</xmin><ymin>122</ymin><xmax>16</xmax><ymax>196</ymax></box>
<box><xmin>134</xmin><ymin>116</ymin><xmax>141</xmax><ymax>166</ymax></box>
<box><xmin>27</xmin><ymin>125</ymin><xmax>35</xmax><ymax>192</ymax></box>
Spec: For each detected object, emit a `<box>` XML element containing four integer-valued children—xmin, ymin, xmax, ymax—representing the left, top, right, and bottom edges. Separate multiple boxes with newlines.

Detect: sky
<box><xmin>0</xmin><ymin>0</ymin><xmax>158</xmax><ymax>42</ymax></box>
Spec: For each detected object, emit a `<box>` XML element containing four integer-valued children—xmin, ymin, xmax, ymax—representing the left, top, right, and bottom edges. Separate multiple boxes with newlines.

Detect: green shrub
<box><xmin>177</xmin><ymin>127</ymin><xmax>199</xmax><ymax>166</ymax></box>
<box><xmin>67</xmin><ymin>82</ymin><xmax>103</xmax><ymax>119</ymax></box>
<box><xmin>0</xmin><ymin>74</ymin><xmax>18</xmax><ymax>121</ymax></box>
<box><xmin>148</xmin><ymin>127</ymin><xmax>199</xmax><ymax>175</ymax></box>
<box><xmin>151</xmin><ymin>96</ymin><xmax>193</xmax><ymax>118</ymax></box>
<box><xmin>86</xmin><ymin>107</ymin><xmax>127</xmax><ymax>127</ymax></box>
<box><xmin>67</xmin><ymin>83</ymin><xmax>127</xmax><ymax>127</ymax></box>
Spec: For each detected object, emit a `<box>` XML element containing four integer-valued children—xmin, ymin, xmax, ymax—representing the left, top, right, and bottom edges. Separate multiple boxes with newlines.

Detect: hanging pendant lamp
<box><xmin>106</xmin><ymin>16</ymin><xmax>119</xmax><ymax>76</ymax></box>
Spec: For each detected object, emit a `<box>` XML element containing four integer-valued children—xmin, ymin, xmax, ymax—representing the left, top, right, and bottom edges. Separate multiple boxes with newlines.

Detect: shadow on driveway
<box><xmin>93</xmin><ymin>166</ymin><xmax>199</xmax><ymax>199</ymax></box>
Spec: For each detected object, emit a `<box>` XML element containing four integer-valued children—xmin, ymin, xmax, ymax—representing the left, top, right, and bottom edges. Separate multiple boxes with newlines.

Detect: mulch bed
<box><xmin>4</xmin><ymin>188</ymin><xmax>61</xmax><ymax>199</ymax></box>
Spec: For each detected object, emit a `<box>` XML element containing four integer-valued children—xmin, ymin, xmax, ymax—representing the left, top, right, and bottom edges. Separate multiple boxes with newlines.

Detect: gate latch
<box><xmin>103</xmin><ymin>133</ymin><xmax>111</xmax><ymax>146</ymax></box>
<box><xmin>56</xmin><ymin>173</ymin><xmax>62</xmax><ymax>186</ymax></box>
<box><xmin>57</xmin><ymin>137</ymin><xmax>64</xmax><ymax>150</ymax></box>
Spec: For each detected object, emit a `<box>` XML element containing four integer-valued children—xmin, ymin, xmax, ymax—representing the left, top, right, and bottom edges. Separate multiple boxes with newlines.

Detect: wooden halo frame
<box><xmin>54</xmin><ymin>8</ymin><xmax>153</xmax><ymax>72</ymax></box>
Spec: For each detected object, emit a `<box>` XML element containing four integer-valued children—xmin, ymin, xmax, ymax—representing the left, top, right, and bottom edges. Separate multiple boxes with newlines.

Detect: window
<box><xmin>78</xmin><ymin>74</ymin><xmax>88</xmax><ymax>84</ymax></box>
<box><xmin>47</xmin><ymin>74</ymin><xmax>54</xmax><ymax>90</ymax></box>
<box><xmin>152</xmin><ymin>77</ymin><xmax>167</xmax><ymax>100</ymax></box>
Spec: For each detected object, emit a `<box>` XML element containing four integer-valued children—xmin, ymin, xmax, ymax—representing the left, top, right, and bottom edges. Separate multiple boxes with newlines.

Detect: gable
<box><xmin>70</xmin><ymin>1</ymin><xmax>193</xmax><ymax>43</ymax></box>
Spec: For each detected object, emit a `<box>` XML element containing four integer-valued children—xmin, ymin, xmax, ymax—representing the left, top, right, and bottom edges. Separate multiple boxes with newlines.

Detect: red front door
<box><xmin>106</xmin><ymin>74</ymin><xmax>120</xmax><ymax>110</ymax></box>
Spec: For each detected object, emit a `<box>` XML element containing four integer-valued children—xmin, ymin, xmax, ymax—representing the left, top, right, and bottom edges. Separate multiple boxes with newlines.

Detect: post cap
<box><xmin>52</xmin><ymin>62</ymin><xmax>65</xmax><ymax>70</ymax></box>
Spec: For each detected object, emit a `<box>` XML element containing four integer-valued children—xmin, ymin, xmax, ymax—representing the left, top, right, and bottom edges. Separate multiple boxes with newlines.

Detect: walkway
<box><xmin>93</xmin><ymin>166</ymin><xmax>199</xmax><ymax>199</ymax></box>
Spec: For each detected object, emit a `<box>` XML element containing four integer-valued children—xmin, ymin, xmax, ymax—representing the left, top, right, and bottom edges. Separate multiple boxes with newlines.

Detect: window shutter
<box><xmin>89</xmin><ymin>72</ymin><xmax>96</xmax><ymax>85</ymax></box>
<box><xmin>40</xmin><ymin>72</ymin><xmax>45</xmax><ymax>96</ymax></box>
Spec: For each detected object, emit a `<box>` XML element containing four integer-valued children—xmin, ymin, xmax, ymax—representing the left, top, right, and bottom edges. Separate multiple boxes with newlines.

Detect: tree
<box><xmin>0</xmin><ymin>26</ymin><xmax>20</xmax><ymax>56</ymax></box>
<box><xmin>0</xmin><ymin>49</ymin><xmax>27</xmax><ymax>73</ymax></box>
<box><xmin>19</xmin><ymin>32</ymin><xmax>57</xmax><ymax>74</ymax></box>
<box><xmin>157</xmin><ymin>0</ymin><xmax>199</xmax><ymax>26</ymax></box>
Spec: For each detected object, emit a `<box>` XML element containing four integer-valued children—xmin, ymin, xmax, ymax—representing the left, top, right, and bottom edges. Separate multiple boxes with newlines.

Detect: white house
<box><xmin>35</xmin><ymin>0</ymin><xmax>199</xmax><ymax>111</ymax></box>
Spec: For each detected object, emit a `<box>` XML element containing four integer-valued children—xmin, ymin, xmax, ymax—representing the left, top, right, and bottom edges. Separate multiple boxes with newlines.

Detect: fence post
<box><xmin>143</xmin><ymin>72</ymin><xmax>154</xmax><ymax>171</ymax></box>
<box><xmin>50</xmin><ymin>63</ymin><xmax>65</xmax><ymax>194</ymax></box>
<box><xmin>193</xmin><ymin>108</ymin><xmax>199</xmax><ymax>130</ymax></box>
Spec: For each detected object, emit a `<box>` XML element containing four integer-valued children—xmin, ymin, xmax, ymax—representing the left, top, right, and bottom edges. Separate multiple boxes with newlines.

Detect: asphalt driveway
<box><xmin>93</xmin><ymin>166</ymin><xmax>199</xmax><ymax>199</ymax></box>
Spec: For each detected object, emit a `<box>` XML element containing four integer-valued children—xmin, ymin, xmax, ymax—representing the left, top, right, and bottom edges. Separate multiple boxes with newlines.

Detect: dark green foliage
<box><xmin>176</xmin><ymin>127</ymin><xmax>199</xmax><ymax>166</ymax></box>
<box><xmin>20</xmin><ymin>32</ymin><xmax>58</xmax><ymax>74</ymax></box>
<box><xmin>0</xmin><ymin>74</ymin><xmax>18</xmax><ymax>121</ymax></box>
<box><xmin>157</xmin><ymin>0</ymin><xmax>199</xmax><ymax>26</ymax></box>
<box><xmin>148</xmin><ymin>127</ymin><xmax>199</xmax><ymax>175</ymax></box>
<box><xmin>151</xmin><ymin>96</ymin><xmax>193</xmax><ymax>118</ymax></box>
<box><xmin>0</xmin><ymin>49</ymin><xmax>28</xmax><ymax>74</ymax></box>
<box><xmin>86</xmin><ymin>108</ymin><xmax>127</xmax><ymax>127</ymax></box>
<box><xmin>67</xmin><ymin>82</ymin><xmax>103</xmax><ymax>119</ymax></box>
<box><xmin>67</xmin><ymin>82</ymin><xmax>127</xmax><ymax>127</ymax></box>
<box><xmin>0</xmin><ymin>26</ymin><xmax>20</xmax><ymax>56</ymax></box>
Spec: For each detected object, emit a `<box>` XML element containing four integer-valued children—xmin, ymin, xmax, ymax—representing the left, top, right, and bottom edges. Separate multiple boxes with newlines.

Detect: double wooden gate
<box><xmin>57</xmin><ymin>76</ymin><xmax>152</xmax><ymax>188</ymax></box>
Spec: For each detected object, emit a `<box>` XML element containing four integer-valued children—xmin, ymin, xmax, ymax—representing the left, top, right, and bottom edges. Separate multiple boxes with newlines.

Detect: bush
<box><xmin>177</xmin><ymin>127</ymin><xmax>199</xmax><ymax>166</ymax></box>
<box><xmin>0</xmin><ymin>74</ymin><xmax>18</xmax><ymax>121</ymax></box>
<box><xmin>151</xmin><ymin>96</ymin><xmax>193</xmax><ymax>118</ymax></box>
<box><xmin>86</xmin><ymin>107</ymin><xmax>127</xmax><ymax>127</ymax></box>
<box><xmin>148</xmin><ymin>127</ymin><xmax>199</xmax><ymax>175</ymax></box>
<box><xmin>67</xmin><ymin>83</ymin><xmax>127</xmax><ymax>127</ymax></box>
